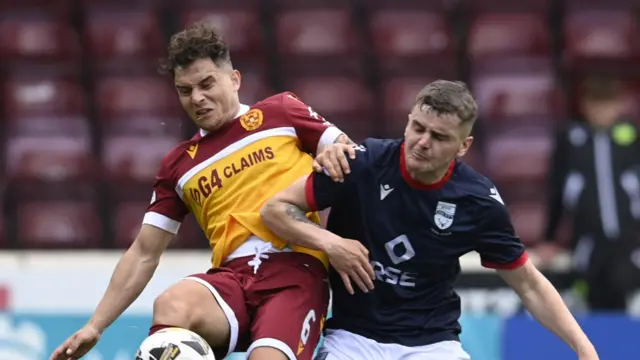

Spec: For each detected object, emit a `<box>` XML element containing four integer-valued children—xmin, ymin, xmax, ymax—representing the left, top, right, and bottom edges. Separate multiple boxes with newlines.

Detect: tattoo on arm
<box><xmin>335</xmin><ymin>134</ymin><xmax>355</xmax><ymax>145</ymax></box>
<box><xmin>284</xmin><ymin>204</ymin><xmax>321</xmax><ymax>227</ymax></box>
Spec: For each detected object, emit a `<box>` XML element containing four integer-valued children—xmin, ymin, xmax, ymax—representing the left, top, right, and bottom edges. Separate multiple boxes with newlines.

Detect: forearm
<box><xmin>88</xmin><ymin>245</ymin><xmax>159</xmax><ymax>332</ymax></box>
<box><xmin>518</xmin><ymin>272</ymin><xmax>595</xmax><ymax>355</ymax></box>
<box><xmin>261</xmin><ymin>200</ymin><xmax>336</xmax><ymax>252</ymax></box>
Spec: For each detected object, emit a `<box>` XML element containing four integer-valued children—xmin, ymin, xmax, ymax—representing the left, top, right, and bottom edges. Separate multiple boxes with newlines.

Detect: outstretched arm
<box><xmin>261</xmin><ymin>175</ymin><xmax>340</xmax><ymax>252</ymax></box>
<box><xmin>498</xmin><ymin>262</ymin><xmax>598</xmax><ymax>360</ymax></box>
<box><xmin>261</xmin><ymin>174</ymin><xmax>375</xmax><ymax>294</ymax></box>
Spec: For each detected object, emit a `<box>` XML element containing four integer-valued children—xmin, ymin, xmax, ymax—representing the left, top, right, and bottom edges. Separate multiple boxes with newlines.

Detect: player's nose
<box><xmin>416</xmin><ymin>134</ymin><xmax>431</xmax><ymax>148</ymax></box>
<box><xmin>190</xmin><ymin>89</ymin><xmax>206</xmax><ymax>104</ymax></box>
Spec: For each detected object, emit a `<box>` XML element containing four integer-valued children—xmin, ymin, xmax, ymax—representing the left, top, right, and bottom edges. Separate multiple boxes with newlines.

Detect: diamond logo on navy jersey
<box><xmin>489</xmin><ymin>187</ymin><xmax>505</xmax><ymax>205</ymax></box>
<box><xmin>434</xmin><ymin>201</ymin><xmax>456</xmax><ymax>230</ymax></box>
<box><xmin>384</xmin><ymin>235</ymin><xmax>415</xmax><ymax>265</ymax></box>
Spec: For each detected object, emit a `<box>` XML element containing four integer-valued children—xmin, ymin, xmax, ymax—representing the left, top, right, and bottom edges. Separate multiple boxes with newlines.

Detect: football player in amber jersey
<box><xmin>50</xmin><ymin>23</ymin><xmax>360</xmax><ymax>360</ymax></box>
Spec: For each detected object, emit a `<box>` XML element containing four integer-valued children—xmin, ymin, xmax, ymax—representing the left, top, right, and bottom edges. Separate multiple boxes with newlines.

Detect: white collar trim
<box><xmin>199</xmin><ymin>103</ymin><xmax>250</xmax><ymax>137</ymax></box>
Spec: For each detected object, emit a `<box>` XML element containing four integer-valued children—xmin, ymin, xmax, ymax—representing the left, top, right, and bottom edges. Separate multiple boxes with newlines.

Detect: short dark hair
<box><xmin>159</xmin><ymin>22</ymin><xmax>232</xmax><ymax>76</ymax></box>
<box><xmin>415</xmin><ymin>80</ymin><xmax>478</xmax><ymax>126</ymax></box>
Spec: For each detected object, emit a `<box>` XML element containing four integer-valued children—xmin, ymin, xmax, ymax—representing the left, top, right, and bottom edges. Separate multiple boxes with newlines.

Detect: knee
<box><xmin>152</xmin><ymin>288</ymin><xmax>195</xmax><ymax>326</ymax></box>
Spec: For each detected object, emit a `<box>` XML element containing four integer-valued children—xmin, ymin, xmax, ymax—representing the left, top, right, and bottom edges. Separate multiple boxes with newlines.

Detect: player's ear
<box><xmin>231</xmin><ymin>69</ymin><xmax>241</xmax><ymax>91</ymax></box>
<box><xmin>456</xmin><ymin>136</ymin><xmax>473</xmax><ymax>157</ymax></box>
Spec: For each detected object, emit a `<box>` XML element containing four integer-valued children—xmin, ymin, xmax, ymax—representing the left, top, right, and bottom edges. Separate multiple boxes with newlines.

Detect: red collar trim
<box><xmin>400</xmin><ymin>142</ymin><xmax>455</xmax><ymax>190</ymax></box>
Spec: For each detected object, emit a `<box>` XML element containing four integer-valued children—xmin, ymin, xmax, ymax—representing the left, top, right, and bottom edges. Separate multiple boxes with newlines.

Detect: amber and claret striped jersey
<box><xmin>142</xmin><ymin>92</ymin><xmax>344</xmax><ymax>268</ymax></box>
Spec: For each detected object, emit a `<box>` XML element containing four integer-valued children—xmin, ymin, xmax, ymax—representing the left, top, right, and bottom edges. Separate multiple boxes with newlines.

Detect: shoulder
<box><xmin>250</xmin><ymin>92</ymin><xmax>317</xmax><ymax>126</ymax></box>
<box><xmin>359</xmin><ymin>138</ymin><xmax>402</xmax><ymax>165</ymax></box>
<box><xmin>344</xmin><ymin>138</ymin><xmax>401</xmax><ymax>170</ymax></box>
<box><xmin>253</xmin><ymin>92</ymin><xmax>303</xmax><ymax>112</ymax></box>
<box><xmin>318</xmin><ymin>138</ymin><xmax>399</xmax><ymax>178</ymax></box>
<box><xmin>156</xmin><ymin>136</ymin><xmax>198</xmax><ymax>179</ymax></box>
<box><xmin>449</xmin><ymin>162</ymin><xmax>507</xmax><ymax>214</ymax></box>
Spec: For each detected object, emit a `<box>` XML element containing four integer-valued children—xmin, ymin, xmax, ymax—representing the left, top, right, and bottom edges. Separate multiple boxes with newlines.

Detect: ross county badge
<box><xmin>240</xmin><ymin>109</ymin><xmax>263</xmax><ymax>131</ymax></box>
<box><xmin>434</xmin><ymin>201</ymin><xmax>456</xmax><ymax>230</ymax></box>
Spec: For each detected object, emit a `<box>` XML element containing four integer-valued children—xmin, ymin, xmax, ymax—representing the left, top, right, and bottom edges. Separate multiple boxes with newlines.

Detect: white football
<box><xmin>135</xmin><ymin>327</ymin><xmax>216</xmax><ymax>360</ymax></box>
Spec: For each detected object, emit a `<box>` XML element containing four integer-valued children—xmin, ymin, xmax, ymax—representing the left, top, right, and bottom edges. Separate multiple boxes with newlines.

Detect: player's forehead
<box><xmin>409</xmin><ymin>104</ymin><xmax>461</xmax><ymax>134</ymax></box>
<box><xmin>174</xmin><ymin>58</ymin><xmax>223</xmax><ymax>86</ymax></box>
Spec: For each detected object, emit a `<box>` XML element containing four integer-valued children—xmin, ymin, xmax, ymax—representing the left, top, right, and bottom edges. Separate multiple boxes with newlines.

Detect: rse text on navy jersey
<box><xmin>304</xmin><ymin>138</ymin><xmax>528</xmax><ymax>347</ymax></box>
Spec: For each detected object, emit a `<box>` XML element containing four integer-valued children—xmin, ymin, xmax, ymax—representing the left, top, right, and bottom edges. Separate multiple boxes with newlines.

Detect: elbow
<box><xmin>260</xmin><ymin>199</ymin><xmax>280</xmax><ymax>229</ymax></box>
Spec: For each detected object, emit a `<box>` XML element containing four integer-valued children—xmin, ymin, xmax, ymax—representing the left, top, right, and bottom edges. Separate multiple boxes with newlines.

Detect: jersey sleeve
<box><xmin>305</xmin><ymin>145</ymin><xmax>369</xmax><ymax>211</ymax></box>
<box><xmin>474</xmin><ymin>199</ymin><xmax>528</xmax><ymax>270</ymax></box>
<box><xmin>141</xmin><ymin>156</ymin><xmax>189</xmax><ymax>234</ymax></box>
<box><xmin>282</xmin><ymin>92</ymin><xmax>345</xmax><ymax>154</ymax></box>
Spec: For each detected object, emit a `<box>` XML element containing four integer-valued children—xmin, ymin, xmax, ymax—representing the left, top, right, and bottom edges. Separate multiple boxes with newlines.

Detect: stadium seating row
<box><xmin>1</xmin><ymin>4</ymin><xmax>638</xmax><ymax>62</ymax></box>
<box><xmin>1</xmin><ymin>0</ymin><xmax>638</xmax><ymax>249</ymax></box>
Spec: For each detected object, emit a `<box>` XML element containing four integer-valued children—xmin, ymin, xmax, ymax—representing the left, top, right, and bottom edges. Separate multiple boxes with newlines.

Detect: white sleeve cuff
<box><xmin>142</xmin><ymin>212</ymin><xmax>182</xmax><ymax>234</ymax></box>
<box><xmin>317</xmin><ymin>126</ymin><xmax>345</xmax><ymax>152</ymax></box>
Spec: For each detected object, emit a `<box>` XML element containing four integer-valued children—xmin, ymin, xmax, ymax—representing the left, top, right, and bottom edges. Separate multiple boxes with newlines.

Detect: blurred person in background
<box><xmin>538</xmin><ymin>75</ymin><xmax>640</xmax><ymax>311</ymax></box>
<box><xmin>50</xmin><ymin>22</ymin><xmax>355</xmax><ymax>360</ymax></box>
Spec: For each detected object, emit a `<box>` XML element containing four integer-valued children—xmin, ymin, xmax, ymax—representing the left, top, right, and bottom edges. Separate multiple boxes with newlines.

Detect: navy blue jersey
<box><xmin>305</xmin><ymin>138</ymin><xmax>527</xmax><ymax>347</ymax></box>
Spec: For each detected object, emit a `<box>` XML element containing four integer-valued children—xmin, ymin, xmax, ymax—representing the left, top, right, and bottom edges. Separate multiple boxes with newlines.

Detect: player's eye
<box><xmin>177</xmin><ymin>87</ymin><xmax>191</xmax><ymax>95</ymax></box>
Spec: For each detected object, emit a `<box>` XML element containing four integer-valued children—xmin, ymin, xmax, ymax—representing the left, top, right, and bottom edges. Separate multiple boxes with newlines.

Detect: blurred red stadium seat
<box><xmin>173</xmin><ymin>216</ymin><xmax>208</xmax><ymax>249</ymax></box>
<box><xmin>0</xmin><ymin>207</ymin><xmax>5</xmax><ymax>248</ymax></box>
<box><xmin>468</xmin><ymin>13</ymin><xmax>550</xmax><ymax>58</ymax></box>
<box><xmin>286</xmin><ymin>76</ymin><xmax>375</xmax><ymax>141</ymax></box>
<box><xmin>0</xmin><ymin>0</ymin><xmax>73</xmax><ymax>14</ymax></box>
<box><xmin>84</xmin><ymin>9</ymin><xmax>164</xmax><ymax>75</ymax></box>
<box><xmin>0</xmin><ymin>13</ymin><xmax>80</xmax><ymax>72</ymax></box>
<box><xmin>276</xmin><ymin>10</ymin><xmax>354</xmax><ymax>55</ymax></box>
<box><xmin>113</xmin><ymin>201</ymin><xmax>148</xmax><ymax>248</ymax></box>
<box><xmin>460</xmin><ymin>149</ymin><xmax>486</xmax><ymax>176</ymax></box>
<box><xmin>102</xmin><ymin>116</ymin><xmax>185</xmax><ymax>139</ymax></box>
<box><xmin>80</xmin><ymin>0</ymin><xmax>161</xmax><ymax>10</ymax></box>
<box><xmin>238</xmin><ymin>71</ymin><xmax>273</xmax><ymax>105</ymax></box>
<box><xmin>17</xmin><ymin>200</ymin><xmax>101</xmax><ymax>248</ymax></box>
<box><xmin>508</xmin><ymin>199</ymin><xmax>546</xmax><ymax>246</ymax></box>
<box><xmin>113</xmin><ymin>200</ymin><xmax>206</xmax><ymax>248</ymax></box>
<box><xmin>172</xmin><ymin>0</ymin><xmax>258</xmax><ymax>12</ymax></box>
<box><xmin>630</xmin><ymin>84</ymin><xmax>640</xmax><ymax>119</ymax></box>
<box><xmin>472</xmin><ymin>69</ymin><xmax>561</xmax><ymax>120</ymax></box>
<box><xmin>2</xmin><ymin>78</ymin><xmax>85</xmax><ymax>119</ymax></box>
<box><xmin>461</xmin><ymin>0</ymin><xmax>549</xmax><ymax>12</ymax></box>
<box><xmin>179</xmin><ymin>7</ymin><xmax>264</xmax><ymax>68</ymax></box>
<box><xmin>275</xmin><ymin>8</ymin><xmax>360</xmax><ymax>74</ymax></box>
<box><xmin>103</xmin><ymin>135</ymin><xmax>181</xmax><ymax>182</ymax></box>
<box><xmin>381</xmin><ymin>76</ymin><xmax>448</xmax><ymax>136</ymax></box>
<box><xmin>382</xmin><ymin>76</ymin><xmax>433</xmax><ymax>116</ymax></box>
<box><xmin>564</xmin><ymin>10</ymin><xmax>638</xmax><ymax>59</ymax></box>
<box><xmin>484</xmin><ymin>127</ymin><xmax>553</xmax><ymax>184</ymax></box>
<box><xmin>96</xmin><ymin>76</ymin><xmax>181</xmax><ymax>120</ymax></box>
<box><xmin>96</xmin><ymin>76</ymin><xmax>184</xmax><ymax>138</ymax></box>
<box><xmin>287</xmin><ymin>76</ymin><xmax>373</xmax><ymax>115</ymax></box>
<box><xmin>370</xmin><ymin>10</ymin><xmax>455</xmax><ymax>74</ymax></box>
<box><xmin>5</xmin><ymin>135</ymin><xmax>93</xmax><ymax>181</ymax></box>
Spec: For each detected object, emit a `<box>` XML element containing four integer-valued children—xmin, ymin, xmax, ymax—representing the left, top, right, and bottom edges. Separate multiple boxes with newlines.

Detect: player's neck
<box><xmin>411</xmin><ymin>165</ymin><xmax>450</xmax><ymax>186</ymax></box>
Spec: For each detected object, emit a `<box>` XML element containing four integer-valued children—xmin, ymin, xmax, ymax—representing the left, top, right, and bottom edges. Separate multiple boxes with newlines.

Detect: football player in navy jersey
<box><xmin>261</xmin><ymin>80</ymin><xmax>598</xmax><ymax>360</ymax></box>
